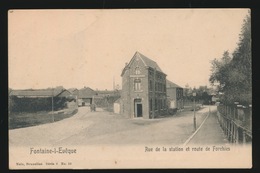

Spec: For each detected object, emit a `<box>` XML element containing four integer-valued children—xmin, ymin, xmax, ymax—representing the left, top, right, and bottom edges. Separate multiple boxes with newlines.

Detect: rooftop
<box><xmin>166</xmin><ymin>80</ymin><xmax>183</xmax><ymax>88</ymax></box>
<box><xmin>121</xmin><ymin>51</ymin><xmax>165</xmax><ymax>76</ymax></box>
<box><xmin>9</xmin><ymin>88</ymin><xmax>68</xmax><ymax>97</ymax></box>
<box><xmin>78</xmin><ymin>87</ymin><xmax>97</xmax><ymax>98</ymax></box>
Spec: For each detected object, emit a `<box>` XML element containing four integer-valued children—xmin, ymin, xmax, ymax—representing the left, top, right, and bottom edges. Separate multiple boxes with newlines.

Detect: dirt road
<box><xmin>9</xmin><ymin>106</ymin><xmax>215</xmax><ymax>147</ymax></box>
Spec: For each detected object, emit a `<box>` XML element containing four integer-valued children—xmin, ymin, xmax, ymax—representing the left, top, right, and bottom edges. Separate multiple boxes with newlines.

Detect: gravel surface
<box><xmin>9</xmin><ymin>106</ymin><xmax>215</xmax><ymax>147</ymax></box>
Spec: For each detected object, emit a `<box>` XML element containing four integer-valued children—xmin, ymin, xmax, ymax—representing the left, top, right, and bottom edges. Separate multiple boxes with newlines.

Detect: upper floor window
<box><xmin>135</xmin><ymin>67</ymin><xmax>141</xmax><ymax>75</ymax></box>
<box><xmin>134</xmin><ymin>79</ymin><xmax>141</xmax><ymax>91</ymax></box>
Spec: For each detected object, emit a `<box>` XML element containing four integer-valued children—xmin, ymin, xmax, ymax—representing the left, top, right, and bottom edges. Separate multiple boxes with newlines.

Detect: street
<box><xmin>9</xmin><ymin>105</ymin><xmax>221</xmax><ymax>147</ymax></box>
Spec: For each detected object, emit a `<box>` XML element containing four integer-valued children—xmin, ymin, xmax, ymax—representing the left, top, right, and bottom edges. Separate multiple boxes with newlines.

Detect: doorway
<box><xmin>134</xmin><ymin>99</ymin><xmax>143</xmax><ymax>117</ymax></box>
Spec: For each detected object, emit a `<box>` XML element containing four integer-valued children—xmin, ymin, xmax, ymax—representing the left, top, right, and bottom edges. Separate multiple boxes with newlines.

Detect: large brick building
<box><xmin>121</xmin><ymin>51</ymin><xmax>167</xmax><ymax>119</ymax></box>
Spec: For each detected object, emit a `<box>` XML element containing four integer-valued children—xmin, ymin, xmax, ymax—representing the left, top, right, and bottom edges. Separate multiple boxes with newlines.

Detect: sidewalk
<box><xmin>188</xmin><ymin>109</ymin><xmax>229</xmax><ymax>145</ymax></box>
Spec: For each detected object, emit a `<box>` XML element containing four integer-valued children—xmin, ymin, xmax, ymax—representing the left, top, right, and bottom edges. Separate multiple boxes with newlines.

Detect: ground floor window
<box><xmin>149</xmin><ymin>99</ymin><xmax>152</xmax><ymax>111</ymax></box>
<box><xmin>155</xmin><ymin>99</ymin><xmax>158</xmax><ymax>110</ymax></box>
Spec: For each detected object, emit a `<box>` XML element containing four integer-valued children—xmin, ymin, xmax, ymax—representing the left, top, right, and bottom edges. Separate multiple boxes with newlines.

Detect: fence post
<box><xmin>236</xmin><ymin>126</ymin><xmax>239</xmax><ymax>144</ymax></box>
<box><xmin>249</xmin><ymin>105</ymin><xmax>252</xmax><ymax>131</ymax></box>
<box><xmin>243</xmin><ymin>130</ymin><xmax>246</xmax><ymax>144</ymax></box>
<box><xmin>231</xmin><ymin>121</ymin><xmax>234</xmax><ymax>143</ymax></box>
<box><xmin>228</xmin><ymin>120</ymin><xmax>231</xmax><ymax>141</ymax></box>
<box><xmin>224</xmin><ymin>117</ymin><xmax>227</xmax><ymax>135</ymax></box>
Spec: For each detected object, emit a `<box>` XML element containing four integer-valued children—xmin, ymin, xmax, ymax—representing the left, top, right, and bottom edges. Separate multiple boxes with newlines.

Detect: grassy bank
<box><xmin>9</xmin><ymin>108</ymin><xmax>78</xmax><ymax>130</ymax></box>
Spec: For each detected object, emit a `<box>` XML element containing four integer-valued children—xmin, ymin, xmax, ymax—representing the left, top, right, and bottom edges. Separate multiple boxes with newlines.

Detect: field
<box><xmin>9</xmin><ymin>101</ymin><xmax>78</xmax><ymax>129</ymax></box>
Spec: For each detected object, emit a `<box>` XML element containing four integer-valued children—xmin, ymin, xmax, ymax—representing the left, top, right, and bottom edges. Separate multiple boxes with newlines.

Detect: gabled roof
<box><xmin>166</xmin><ymin>80</ymin><xmax>183</xmax><ymax>89</ymax></box>
<box><xmin>68</xmin><ymin>88</ymin><xmax>78</xmax><ymax>94</ymax></box>
<box><xmin>121</xmin><ymin>51</ymin><xmax>165</xmax><ymax>76</ymax></box>
<box><xmin>78</xmin><ymin>87</ymin><xmax>97</xmax><ymax>98</ymax></box>
<box><xmin>135</xmin><ymin>52</ymin><xmax>163</xmax><ymax>72</ymax></box>
<box><xmin>9</xmin><ymin>89</ymin><xmax>69</xmax><ymax>97</ymax></box>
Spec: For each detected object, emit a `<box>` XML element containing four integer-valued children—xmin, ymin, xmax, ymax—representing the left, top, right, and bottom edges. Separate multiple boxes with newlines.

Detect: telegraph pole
<box><xmin>193</xmin><ymin>92</ymin><xmax>196</xmax><ymax>131</ymax></box>
<box><xmin>52</xmin><ymin>87</ymin><xmax>54</xmax><ymax>122</ymax></box>
<box><xmin>113</xmin><ymin>76</ymin><xmax>115</xmax><ymax>91</ymax></box>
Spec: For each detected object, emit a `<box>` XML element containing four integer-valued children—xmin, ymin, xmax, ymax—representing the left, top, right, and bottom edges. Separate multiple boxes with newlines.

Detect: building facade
<box><xmin>166</xmin><ymin>80</ymin><xmax>184</xmax><ymax>110</ymax></box>
<box><xmin>121</xmin><ymin>52</ymin><xmax>167</xmax><ymax>119</ymax></box>
<box><xmin>78</xmin><ymin>87</ymin><xmax>97</xmax><ymax>106</ymax></box>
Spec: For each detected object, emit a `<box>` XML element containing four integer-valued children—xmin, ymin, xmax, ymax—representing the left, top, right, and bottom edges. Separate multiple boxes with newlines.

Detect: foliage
<box><xmin>183</xmin><ymin>85</ymin><xmax>212</xmax><ymax>104</ymax></box>
<box><xmin>9</xmin><ymin>96</ymin><xmax>68</xmax><ymax>112</ymax></box>
<box><xmin>209</xmin><ymin>13</ymin><xmax>251</xmax><ymax>105</ymax></box>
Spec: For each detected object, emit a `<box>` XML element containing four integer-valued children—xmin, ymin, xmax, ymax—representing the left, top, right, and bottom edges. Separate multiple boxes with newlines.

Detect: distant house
<box><xmin>9</xmin><ymin>88</ymin><xmax>71</xmax><ymax>98</ymax></box>
<box><xmin>121</xmin><ymin>51</ymin><xmax>167</xmax><ymax>119</ymax></box>
<box><xmin>68</xmin><ymin>88</ymin><xmax>79</xmax><ymax>99</ymax></box>
<box><xmin>166</xmin><ymin>80</ymin><xmax>184</xmax><ymax>110</ymax></box>
<box><xmin>78</xmin><ymin>87</ymin><xmax>97</xmax><ymax>106</ymax></box>
<box><xmin>208</xmin><ymin>89</ymin><xmax>219</xmax><ymax>104</ymax></box>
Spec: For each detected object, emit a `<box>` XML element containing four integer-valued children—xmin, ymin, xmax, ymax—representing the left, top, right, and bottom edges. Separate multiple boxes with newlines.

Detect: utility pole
<box><xmin>52</xmin><ymin>87</ymin><xmax>54</xmax><ymax>122</ymax></box>
<box><xmin>193</xmin><ymin>92</ymin><xmax>196</xmax><ymax>131</ymax></box>
<box><xmin>113</xmin><ymin>76</ymin><xmax>115</xmax><ymax>91</ymax></box>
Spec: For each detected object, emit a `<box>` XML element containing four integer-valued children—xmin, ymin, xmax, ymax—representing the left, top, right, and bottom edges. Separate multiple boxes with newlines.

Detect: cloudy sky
<box><xmin>8</xmin><ymin>9</ymin><xmax>249</xmax><ymax>90</ymax></box>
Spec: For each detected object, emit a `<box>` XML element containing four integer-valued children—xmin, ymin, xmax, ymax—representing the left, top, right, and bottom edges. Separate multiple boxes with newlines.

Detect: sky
<box><xmin>8</xmin><ymin>9</ymin><xmax>249</xmax><ymax>90</ymax></box>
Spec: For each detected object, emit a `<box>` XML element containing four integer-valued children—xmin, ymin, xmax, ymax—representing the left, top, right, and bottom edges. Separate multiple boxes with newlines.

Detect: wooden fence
<box><xmin>217</xmin><ymin>105</ymin><xmax>252</xmax><ymax>144</ymax></box>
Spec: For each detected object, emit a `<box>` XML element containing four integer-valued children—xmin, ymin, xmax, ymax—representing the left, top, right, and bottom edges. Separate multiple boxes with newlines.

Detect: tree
<box><xmin>209</xmin><ymin>13</ymin><xmax>251</xmax><ymax>105</ymax></box>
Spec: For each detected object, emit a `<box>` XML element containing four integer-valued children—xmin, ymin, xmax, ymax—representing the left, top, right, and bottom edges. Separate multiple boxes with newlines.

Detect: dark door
<box><xmin>137</xmin><ymin>103</ymin><xmax>142</xmax><ymax>117</ymax></box>
<box><xmin>134</xmin><ymin>99</ymin><xmax>142</xmax><ymax>118</ymax></box>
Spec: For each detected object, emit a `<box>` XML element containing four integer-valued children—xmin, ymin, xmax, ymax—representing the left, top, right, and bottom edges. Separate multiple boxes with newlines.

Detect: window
<box><xmin>150</xmin><ymin>99</ymin><xmax>153</xmax><ymax>111</ymax></box>
<box><xmin>162</xmin><ymin>99</ymin><xmax>164</xmax><ymax>108</ymax></box>
<box><xmin>135</xmin><ymin>67</ymin><xmax>141</xmax><ymax>75</ymax></box>
<box><xmin>134</xmin><ymin>79</ymin><xmax>141</xmax><ymax>91</ymax></box>
<box><xmin>149</xmin><ymin>80</ymin><xmax>153</xmax><ymax>91</ymax></box>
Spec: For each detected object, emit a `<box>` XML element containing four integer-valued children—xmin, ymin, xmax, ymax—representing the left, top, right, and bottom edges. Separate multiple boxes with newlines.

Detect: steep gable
<box><xmin>121</xmin><ymin>51</ymin><xmax>165</xmax><ymax>76</ymax></box>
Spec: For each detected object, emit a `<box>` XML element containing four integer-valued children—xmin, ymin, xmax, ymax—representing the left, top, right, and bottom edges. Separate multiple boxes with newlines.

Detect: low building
<box><xmin>78</xmin><ymin>87</ymin><xmax>97</xmax><ymax>106</ymax></box>
<box><xmin>9</xmin><ymin>88</ymin><xmax>72</xmax><ymax>112</ymax></box>
<box><xmin>9</xmin><ymin>88</ymin><xmax>71</xmax><ymax>98</ymax></box>
<box><xmin>68</xmin><ymin>88</ymin><xmax>79</xmax><ymax>99</ymax></box>
<box><xmin>166</xmin><ymin>80</ymin><xmax>184</xmax><ymax>110</ymax></box>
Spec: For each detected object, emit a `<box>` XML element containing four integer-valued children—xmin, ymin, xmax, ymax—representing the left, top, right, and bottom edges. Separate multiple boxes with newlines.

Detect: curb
<box><xmin>182</xmin><ymin>111</ymin><xmax>211</xmax><ymax>146</ymax></box>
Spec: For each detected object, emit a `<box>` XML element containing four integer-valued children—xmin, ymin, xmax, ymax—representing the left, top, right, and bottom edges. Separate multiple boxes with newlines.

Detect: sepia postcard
<box><xmin>8</xmin><ymin>9</ymin><xmax>252</xmax><ymax>169</ymax></box>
